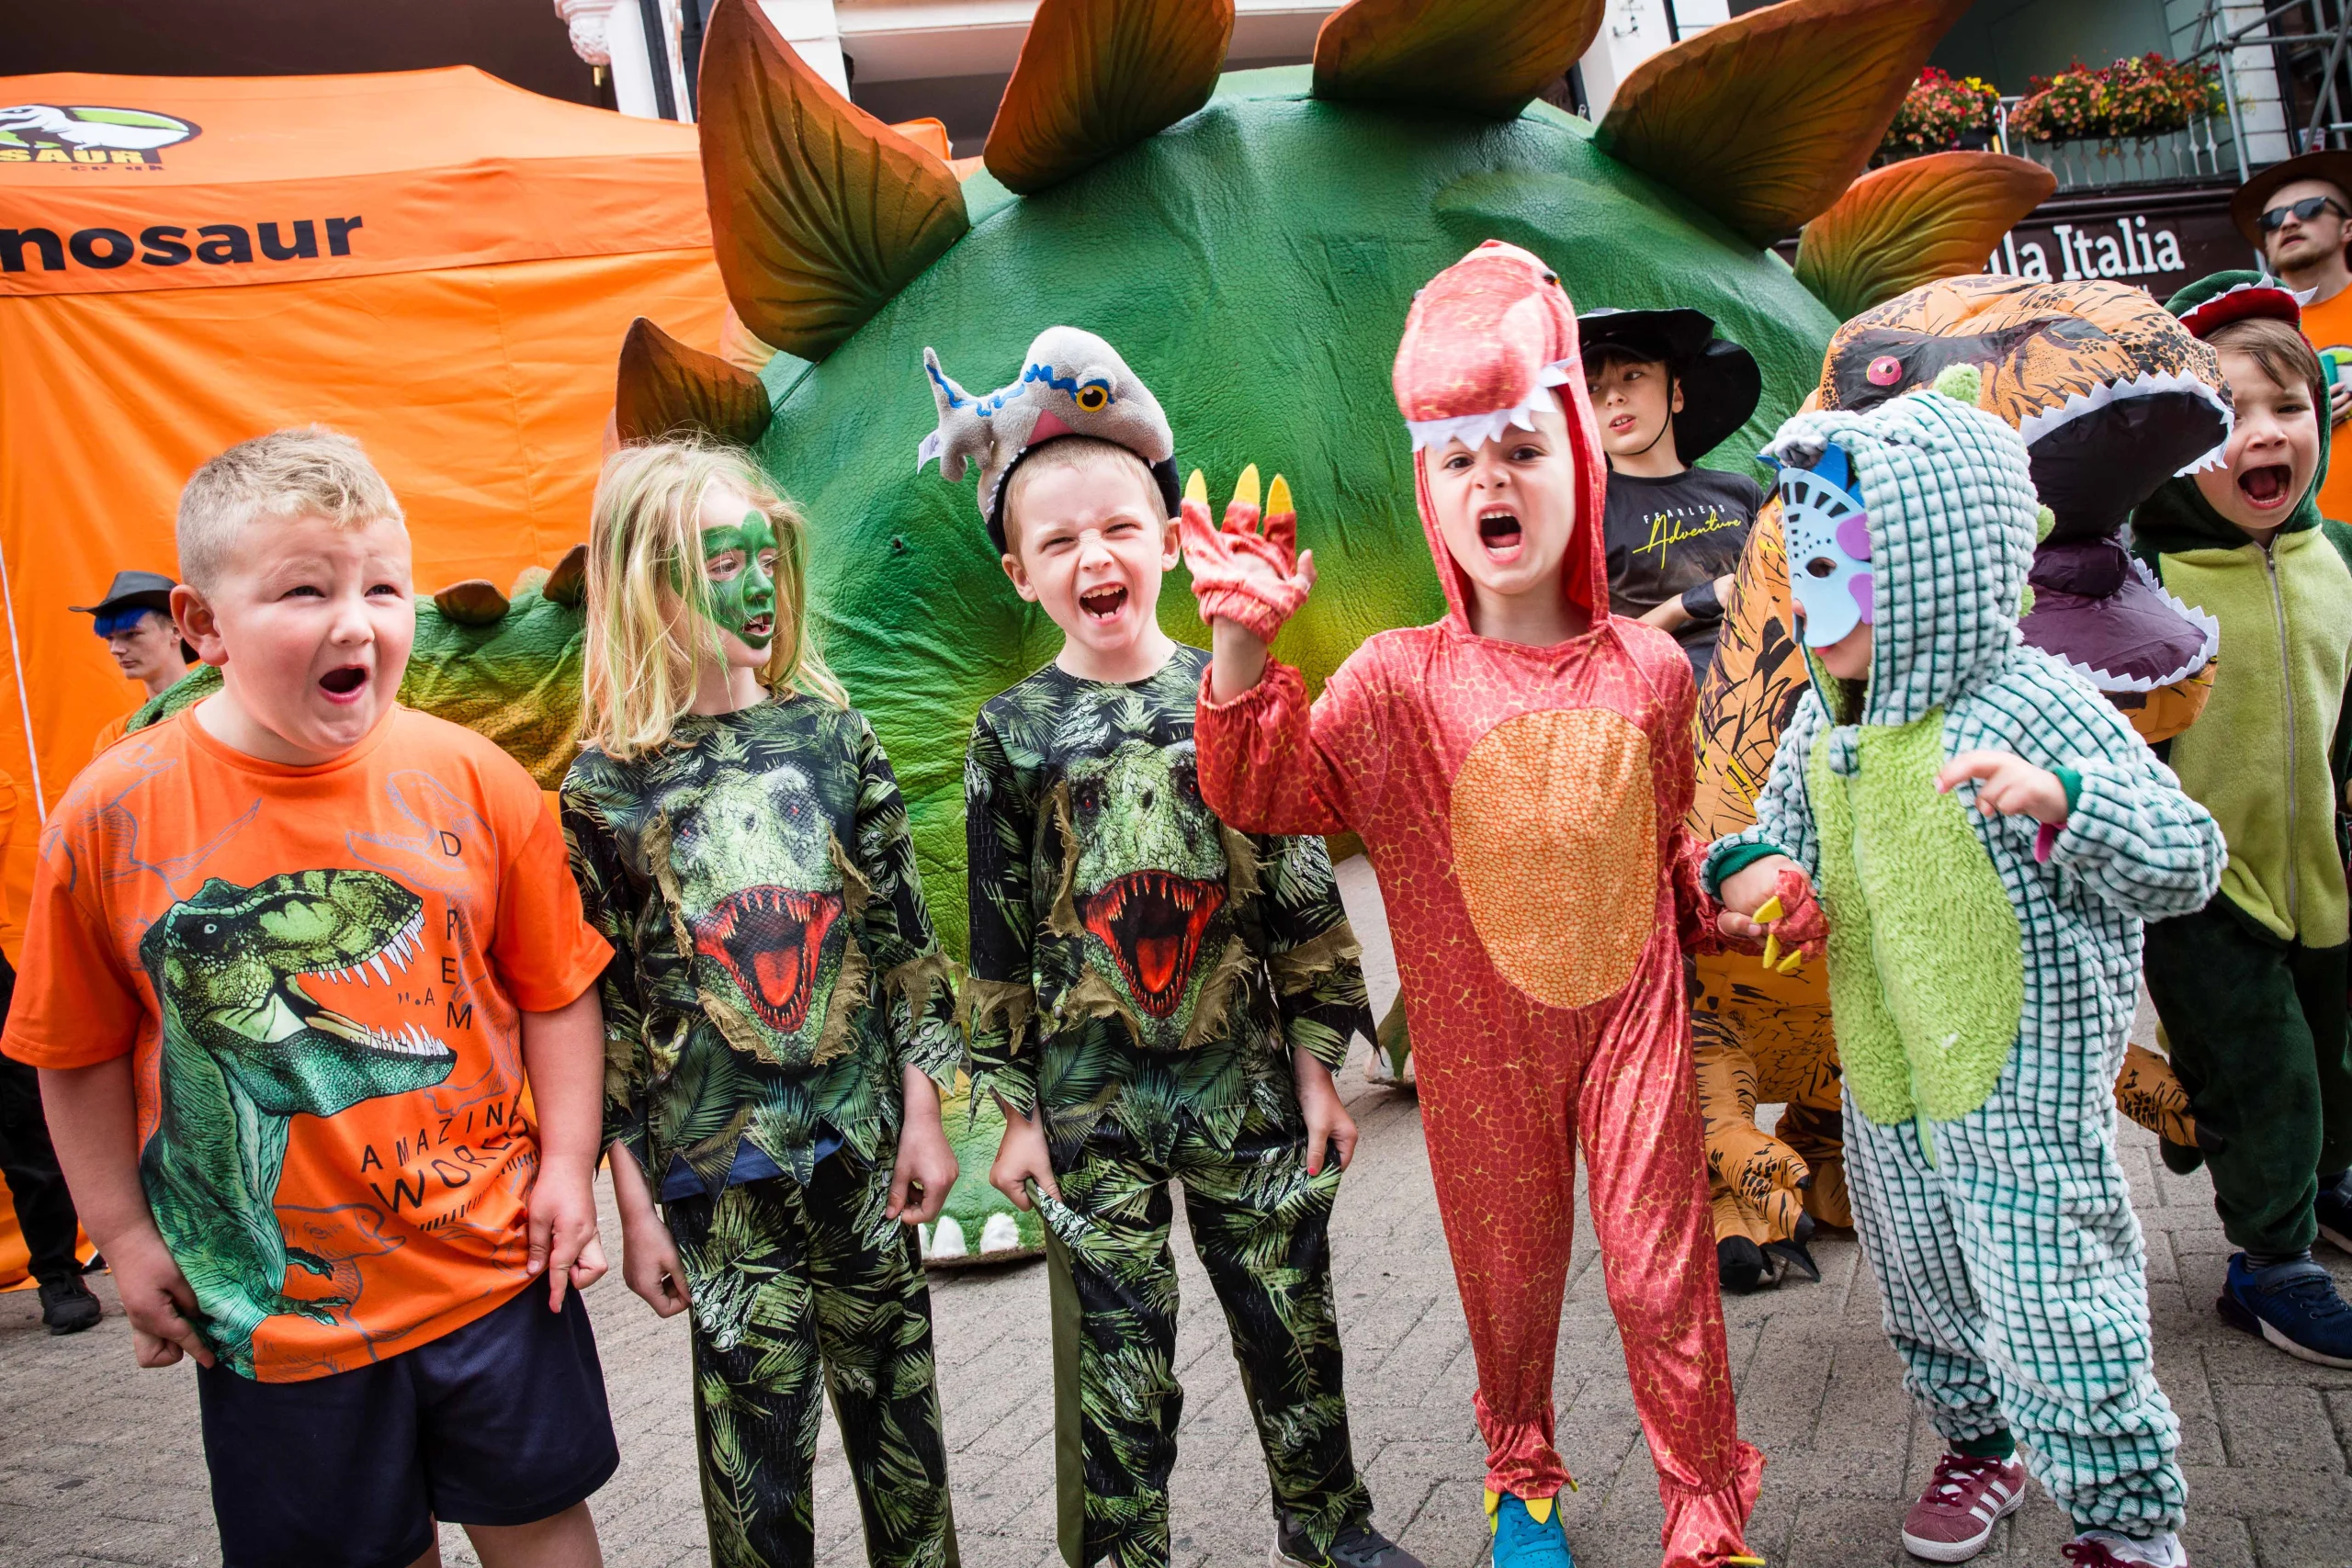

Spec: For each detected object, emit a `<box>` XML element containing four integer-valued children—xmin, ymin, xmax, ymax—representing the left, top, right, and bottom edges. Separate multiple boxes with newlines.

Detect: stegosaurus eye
<box><xmin>1075</xmin><ymin>384</ymin><xmax>1109</xmax><ymax>412</ymax></box>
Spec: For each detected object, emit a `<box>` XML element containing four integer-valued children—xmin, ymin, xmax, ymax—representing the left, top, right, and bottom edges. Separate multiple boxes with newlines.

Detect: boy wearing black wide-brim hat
<box><xmin>1579</xmin><ymin>307</ymin><xmax>1765</xmax><ymax>680</ymax></box>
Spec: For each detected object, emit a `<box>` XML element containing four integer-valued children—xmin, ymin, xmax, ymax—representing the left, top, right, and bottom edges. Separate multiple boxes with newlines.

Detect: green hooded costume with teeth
<box><xmin>2130</xmin><ymin>268</ymin><xmax>2352</xmax><ymax>1263</ymax></box>
<box><xmin>1704</xmin><ymin>375</ymin><xmax>2225</xmax><ymax>1537</ymax></box>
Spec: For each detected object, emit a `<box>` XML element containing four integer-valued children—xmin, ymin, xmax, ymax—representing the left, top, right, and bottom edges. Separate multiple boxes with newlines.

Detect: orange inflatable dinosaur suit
<box><xmin>1690</xmin><ymin>275</ymin><xmax>2226</xmax><ymax>1289</ymax></box>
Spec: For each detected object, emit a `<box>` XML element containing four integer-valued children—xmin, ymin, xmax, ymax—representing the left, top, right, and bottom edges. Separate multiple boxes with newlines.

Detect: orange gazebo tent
<box><xmin>0</xmin><ymin>66</ymin><xmax>727</xmax><ymax>1284</ymax></box>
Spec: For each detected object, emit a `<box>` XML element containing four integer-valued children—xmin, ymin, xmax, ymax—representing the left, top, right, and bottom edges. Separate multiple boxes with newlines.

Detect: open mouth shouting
<box><xmin>2238</xmin><ymin>463</ymin><xmax>2296</xmax><ymax>512</ymax></box>
<box><xmin>1476</xmin><ymin>504</ymin><xmax>1525</xmax><ymax>563</ymax></box>
<box><xmin>318</xmin><ymin>664</ymin><xmax>369</xmax><ymax>703</ymax></box>
<box><xmin>691</xmin><ymin>885</ymin><xmax>843</xmax><ymax>1034</ymax></box>
<box><xmin>1077</xmin><ymin>870</ymin><xmax>1226</xmax><ymax>1018</ymax></box>
<box><xmin>1077</xmin><ymin>582</ymin><xmax>1129</xmax><ymax>624</ymax></box>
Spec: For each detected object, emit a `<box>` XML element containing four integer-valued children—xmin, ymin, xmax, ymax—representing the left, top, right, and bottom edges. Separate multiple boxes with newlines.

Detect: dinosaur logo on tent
<box><xmin>0</xmin><ymin>105</ymin><xmax>199</xmax><ymax>167</ymax></box>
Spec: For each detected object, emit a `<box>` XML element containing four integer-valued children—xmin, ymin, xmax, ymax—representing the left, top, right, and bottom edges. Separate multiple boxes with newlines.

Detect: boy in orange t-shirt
<box><xmin>3</xmin><ymin>428</ymin><xmax>618</xmax><ymax>1568</ymax></box>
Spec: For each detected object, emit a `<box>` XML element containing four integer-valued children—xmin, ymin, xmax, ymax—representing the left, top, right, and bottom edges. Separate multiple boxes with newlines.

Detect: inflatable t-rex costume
<box><xmin>1689</xmin><ymin>275</ymin><xmax>2229</xmax><ymax>1285</ymax></box>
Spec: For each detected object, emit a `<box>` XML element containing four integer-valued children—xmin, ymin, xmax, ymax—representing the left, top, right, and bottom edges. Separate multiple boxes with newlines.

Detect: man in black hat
<box><xmin>2235</xmin><ymin>150</ymin><xmax>2352</xmax><ymax>521</ymax></box>
<box><xmin>72</xmin><ymin>570</ymin><xmax>192</xmax><ymax>758</ymax></box>
<box><xmin>1578</xmin><ymin>308</ymin><xmax>1766</xmax><ymax>680</ymax></box>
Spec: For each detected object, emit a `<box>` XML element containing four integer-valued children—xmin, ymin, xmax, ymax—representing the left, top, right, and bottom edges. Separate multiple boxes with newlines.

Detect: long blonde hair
<box><xmin>579</xmin><ymin>439</ymin><xmax>845</xmax><ymax>760</ymax></box>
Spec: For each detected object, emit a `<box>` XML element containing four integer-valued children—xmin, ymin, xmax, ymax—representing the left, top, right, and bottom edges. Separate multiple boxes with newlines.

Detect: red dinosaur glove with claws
<box><xmin>1181</xmin><ymin>464</ymin><xmax>1317</xmax><ymax>643</ymax></box>
<box><xmin>1751</xmin><ymin>866</ymin><xmax>1828</xmax><ymax>975</ymax></box>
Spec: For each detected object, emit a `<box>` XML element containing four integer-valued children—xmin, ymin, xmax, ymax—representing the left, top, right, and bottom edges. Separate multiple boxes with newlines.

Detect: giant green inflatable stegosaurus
<box><xmin>617</xmin><ymin>0</ymin><xmax>2035</xmax><ymax>1259</ymax></box>
<box><xmin>136</xmin><ymin>0</ymin><xmax>2041</xmax><ymax>1268</ymax></box>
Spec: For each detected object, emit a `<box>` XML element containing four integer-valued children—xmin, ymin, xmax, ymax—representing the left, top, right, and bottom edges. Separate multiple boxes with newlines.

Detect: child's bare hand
<box><xmin>888</xmin><ymin>1071</ymin><xmax>958</xmax><ymax>1225</ymax></box>
<box><xmin>1938</xmin><ymin>750</ymin><xmax>2069</xmax><ymax>825</ymax></box>
<box><xmin>618</xmin><ymin>1209</ymin><xmax>689</xmax><ymax>1318</ymax></box>
<box><xmin>1716</xmin><ymin>854</ymin><xmax>1796</xmax><ymax>938</ymax></box>
<box><xmin>1717</xmin><ymin>861</ymin><xmax>1826</xmax><ymax>974</ymax></box>
<box><xmin>988</xmin><ymin>1098</ymin><xmax>1059</xmax><ymax>1210</ymax></box>
<box><xmin>1293</xmin><ymin>1052</ymin><xmax>1358</xmax><ymax>1177</ymax></box>
<box><xmin>1182</xmin><ymin>466</ymin><xmax>1316</xmax><ymax>644</ymax></box>
<box><xmin>527</xmin><ymin>1156</ymin><xmax>606</xmax><ymax>1310</ymax></box>
<box><xmin>110</xmin><ymin>1228</ymin><xmax>214</xmax><ymax>1369</ymax></box>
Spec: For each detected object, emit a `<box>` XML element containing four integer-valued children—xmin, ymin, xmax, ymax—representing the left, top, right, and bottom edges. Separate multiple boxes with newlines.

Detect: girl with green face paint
<box><xmin>699</xmin><ymin>508</ymin><xmax>780</xmax><ymax>652</ymax></box>
<box><xmin>573</xmin><ymin>441</ymin><xmax>965</xmax><ymax>1568</ymax></box>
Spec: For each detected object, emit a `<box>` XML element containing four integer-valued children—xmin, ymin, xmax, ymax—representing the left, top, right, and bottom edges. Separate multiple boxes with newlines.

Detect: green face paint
<box><xmin>699</xmin><ymin>510</ymin><xmax>779</xmax><ymax>651</ymax></box>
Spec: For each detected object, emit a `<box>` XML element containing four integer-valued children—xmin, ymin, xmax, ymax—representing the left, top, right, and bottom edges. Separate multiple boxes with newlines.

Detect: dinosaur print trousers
<box><xmin>663</xmin><ymin>1147</ymin><xmax>959</xmax><ymax>1568</ymax></box>
<box><xmin>1034</xmin><ymin>1116</ymin><xmax>1371</xmax><ymax>1568</ymax></box>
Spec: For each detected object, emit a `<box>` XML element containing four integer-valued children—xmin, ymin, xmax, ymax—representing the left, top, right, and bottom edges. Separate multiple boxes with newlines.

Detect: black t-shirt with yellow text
<box><xmin>1602</xmin><ymin>465</ymin><xmax>1766</xmax><ymax>680</ymax></box>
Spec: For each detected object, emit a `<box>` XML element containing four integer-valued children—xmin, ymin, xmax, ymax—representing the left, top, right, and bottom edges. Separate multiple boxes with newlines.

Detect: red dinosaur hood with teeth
<box><xmin>1076</xmin><ymin>870</ymin><xmax>1227</xmax><ymax>1019</ymax></box>
<box><xmin>1391</xmin><ymin>240</ymin><xmax>1610</xmax><ymax>634</ymax></box>
<box><xmin>690</xmin><ymin>885</ymin><xmax>844</xmax><ymax>1034</ymax></box>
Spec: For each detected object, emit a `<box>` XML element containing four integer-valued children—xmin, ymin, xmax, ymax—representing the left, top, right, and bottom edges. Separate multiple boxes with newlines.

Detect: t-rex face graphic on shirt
<box><xmin>1062</xmin><ymin>738</ymin><xmax>1235</xmax><ymax>1051</ymax></box>
<box><xmin>656</xmin><ymin>760</ymin><xmax>857</xmax><ymax>1066</ymax></box>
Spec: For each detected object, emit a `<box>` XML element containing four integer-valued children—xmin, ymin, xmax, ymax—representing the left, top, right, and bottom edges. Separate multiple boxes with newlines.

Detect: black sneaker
<box><xmin>2217</xmin><ymin>1252</ymin><xmax>2352</xmax><ymax>1368</ymax></box>
<box><xmin>38</xmin><ymin>1276</ymin><xmax>100</xmax><ymax>1336</ymax></box>
<box><xmin>2317</xmin><ymin>1173</ymin><xmax>2352</xmax><ymax>1257</ymax></box>
<box><xmin>1272</xmin><ymin>1515</ymin><xmax>1427</xmax><ymax>1568</ymax></box>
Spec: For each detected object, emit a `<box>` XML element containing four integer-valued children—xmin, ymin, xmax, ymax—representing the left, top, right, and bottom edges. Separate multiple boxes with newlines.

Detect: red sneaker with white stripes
<box><xmin>1899</xmin><ymin>1452</ymin><xmax>2027</xmax><ymax>1562</ymax></box>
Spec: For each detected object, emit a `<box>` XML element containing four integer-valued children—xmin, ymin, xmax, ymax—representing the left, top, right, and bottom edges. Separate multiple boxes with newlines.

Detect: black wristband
<box><xmin>1680</xmin><ymin>579</ymin><xmax>1724</xmax><ymax>623</ymax></box>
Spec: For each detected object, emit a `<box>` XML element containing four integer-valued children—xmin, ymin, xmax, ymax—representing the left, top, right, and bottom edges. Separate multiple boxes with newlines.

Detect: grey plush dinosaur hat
<box><xmin>918</xmin><ymin>325</ymin><xmax>1181</xmax><ymax>550</ymax></box>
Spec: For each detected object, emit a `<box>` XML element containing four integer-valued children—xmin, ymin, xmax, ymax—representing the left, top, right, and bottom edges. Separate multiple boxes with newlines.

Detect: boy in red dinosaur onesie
<box><xmin>1186</xmin><ymin>241</ymin><xmax>1764</xmax><ymax>1568</ymax></box>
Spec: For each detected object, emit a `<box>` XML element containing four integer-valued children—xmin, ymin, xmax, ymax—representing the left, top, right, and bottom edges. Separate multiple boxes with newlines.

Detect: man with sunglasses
<box><xmin>2234</xmin><ymin>152</ymin><xmax>2352</xmax><ymax>520</ymax></box>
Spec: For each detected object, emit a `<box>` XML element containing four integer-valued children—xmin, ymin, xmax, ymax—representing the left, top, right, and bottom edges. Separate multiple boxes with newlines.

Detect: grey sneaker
<box><xmin>1272</xmin><ymin>1515</ymin><xmax>1426</xmax><ymax>1568</ymax></box>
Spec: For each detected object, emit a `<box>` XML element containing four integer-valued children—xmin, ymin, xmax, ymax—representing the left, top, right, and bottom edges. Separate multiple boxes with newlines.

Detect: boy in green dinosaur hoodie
<box><xmin>928</xmin><ymin>328</ymin><xmax>1412</xmax><ymax>1568</ymax></box>
<box><xmin>1707</xmin><ymin>369</ymin><xmax>2225</xmax><ymax>1568</ymax></box>
<box><xmin>2133</xmin><ymin>272</ymin><xmax>2352</xmax><ymax>1371</ymax></box>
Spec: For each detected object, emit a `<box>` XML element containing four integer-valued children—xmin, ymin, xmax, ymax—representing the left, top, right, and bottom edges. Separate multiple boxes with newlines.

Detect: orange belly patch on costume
<box><xmin>1449</xmin><ymin>708</ymin><xmax>1657</xmax><ymax>1009</ymax></box>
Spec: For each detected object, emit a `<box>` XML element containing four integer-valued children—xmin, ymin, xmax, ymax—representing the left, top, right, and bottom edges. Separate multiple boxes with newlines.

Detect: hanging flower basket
<box><xmin>1877</xmin><ymin>67</ymin><xmax>2002</xmax><ymax>162</ymax></box>
<box><xmin>2010</xmin><ymin>52</ymin><xmax>2220</xmax><ymax>146</ymax></box>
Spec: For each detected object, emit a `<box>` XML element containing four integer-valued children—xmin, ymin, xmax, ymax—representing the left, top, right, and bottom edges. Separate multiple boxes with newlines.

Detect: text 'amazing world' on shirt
<box><xmin>0</xmin><ymin>706</ymin><xmax>610</xmax><ymax>1382</ymax></box>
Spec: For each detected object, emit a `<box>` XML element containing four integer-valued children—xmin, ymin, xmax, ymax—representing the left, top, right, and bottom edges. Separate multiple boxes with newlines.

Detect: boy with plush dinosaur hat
<box><xmin>1706</xmin><ymin>368</ymin><xmax>2224</xmax><ymax>1567</ymax></box>
<box><xmin>923</xmin><ymin>327</ymin><xmax>1416</xmax><ymax>1568</ymax></box>
<box><xmin>1185</xmin><ymin>239</ymin><xmax>1765</xmax><ymax>1568</ymax></box>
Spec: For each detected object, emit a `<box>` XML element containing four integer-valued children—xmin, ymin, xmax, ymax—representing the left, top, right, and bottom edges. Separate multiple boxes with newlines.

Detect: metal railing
<box><xmin>1994</xmin><ymin>100</ymin><xmax>2233</xmax><ymax>191</ymax></box>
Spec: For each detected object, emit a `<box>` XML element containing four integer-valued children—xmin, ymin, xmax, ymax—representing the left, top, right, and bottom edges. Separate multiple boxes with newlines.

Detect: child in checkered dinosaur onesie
<box><xmin>1187</xmin><ymin>240</ymin><xmax>1765</xmax><ymax>1568</ymax></box>
<box><xmin>563</xmin><ymin>443</ymin><xmax>965</xmax><ymax>1568</ymax></box>
<box><xmin>1706</xmin><ymin>369</ymin><xmax>2225</xmax><ymax>1568</ymax></box>
<box><xmin>929</xmin><ymin>327</ymin><xmax>1414</xmax><ymax>1568</ymax></box>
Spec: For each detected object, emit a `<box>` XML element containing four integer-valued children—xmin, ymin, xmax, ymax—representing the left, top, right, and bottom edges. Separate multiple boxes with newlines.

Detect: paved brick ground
<box><xmin>4</xmin><ymin>861</ymin><xmax>2348</xmax><ymax>1567</ymax></box>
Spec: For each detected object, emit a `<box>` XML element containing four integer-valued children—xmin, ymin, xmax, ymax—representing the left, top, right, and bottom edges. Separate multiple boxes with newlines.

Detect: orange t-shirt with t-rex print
<box><xmin>1</xmin><ymin>705</ymin><xmax>609</xmax><ymax>1381</ymax></box>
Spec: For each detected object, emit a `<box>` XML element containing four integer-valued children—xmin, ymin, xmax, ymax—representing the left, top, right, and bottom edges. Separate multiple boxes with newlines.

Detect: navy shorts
<box><xmin>195</xmin><ymin>1282</ymin><xmax>619</xmax><ymax>1568</ymax></box>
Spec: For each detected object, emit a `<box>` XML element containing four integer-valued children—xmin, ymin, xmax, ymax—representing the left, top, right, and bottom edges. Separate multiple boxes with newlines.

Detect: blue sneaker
<box><xmin>2217</xmin><ymin>1253</ymin><xmax>2352</xmax><ymax>1368</ymax></box>
<box><xmin>1485</xmin><ymin>1490</ymin><xmax>1575</xmax><ymax>1568</ymax></box>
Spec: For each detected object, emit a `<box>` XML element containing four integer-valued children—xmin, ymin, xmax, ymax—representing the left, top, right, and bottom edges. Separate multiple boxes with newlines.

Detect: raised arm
<box><xmin>1184</xmin><ymin>468</ymin><xmax>1366</xmax><ymax>837</ymax></box>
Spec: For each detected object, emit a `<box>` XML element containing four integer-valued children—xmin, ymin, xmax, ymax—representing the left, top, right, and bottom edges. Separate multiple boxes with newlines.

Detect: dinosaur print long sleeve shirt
<box><xmin>963</xmin><ymin>647</ymin><xmax>1372</xmax><ymax>1162</ymax></box>
<box><xmin>562</xmin><ymin>697</ymin><xmax>961</xmax><ymax>1196</ymax></box>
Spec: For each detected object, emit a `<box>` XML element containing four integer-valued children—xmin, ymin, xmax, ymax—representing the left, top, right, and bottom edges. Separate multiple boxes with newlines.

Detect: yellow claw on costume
<box><xmin>1775</xmin><ymin>949</ymin><xmax>1805</xmax><ymax>976</ymax></box>
<box><xmin>1184</xmin><ymin>468</ymin><xmax>1208</xmax><ymax>504</ymax></box>
<box><xmin>1483</xmin><ymin>1489</ymin><xmax>1501</xmax><ymax>1526</ymax></box>
<box><xmin>1231</xmin><ymin>463</ymin><xmax>1261</xmax><ymax>510</ymax></box>
<box><xmin>1524</xmin><ymin>1496</ymin><xmax>1554</xmax><ymax>1525</ymax></box>
<box><xmin>1267</xmin><ymin>473</ymin><xmax>1293</xmax><ymax>515</ymax></box>
<box><xmin>1760</xmin><ymin>932</ymin><xmax>1782</xmax><ymax>971</ymax></box>
<box><xmin>1725</xmin><ymin>1557</ymin><xmax>1767</xmax><ymax>1566</ymax></box>
<box><xmin>1753</xmin><ymin>895</ymin><xmax>1785</xmax><ymax>924</ymax></box>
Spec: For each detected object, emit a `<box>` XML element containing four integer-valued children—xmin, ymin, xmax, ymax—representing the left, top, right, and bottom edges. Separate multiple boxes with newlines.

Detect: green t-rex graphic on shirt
<box><xmin>647</xmin><ymin>750</ymin><xmax>859</xmax><ymax>1070</ymax></box>
<box><xmin>138</xmin><ymin>869</ymin><xmax>456</xmax><ymax>1377</ymax></box>
<box><xmin>1058</xmin><ymin>738</ymin><xmax>1247</xmax><ymax>1053</ymax></box>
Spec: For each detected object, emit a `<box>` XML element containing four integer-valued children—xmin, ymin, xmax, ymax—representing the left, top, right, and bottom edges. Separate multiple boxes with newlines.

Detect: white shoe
<box><xmin>2061</xmin><ymin>1529</ymin><xmax>2187</xmax><ymax>1567</ymax></box>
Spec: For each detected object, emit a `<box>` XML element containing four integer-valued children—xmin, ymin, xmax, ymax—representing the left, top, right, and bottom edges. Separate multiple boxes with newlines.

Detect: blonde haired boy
<box><xmin>5</xmin><ymin>426</ymin><xmax>621</xmax><ymax>1568</ymax></box>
